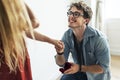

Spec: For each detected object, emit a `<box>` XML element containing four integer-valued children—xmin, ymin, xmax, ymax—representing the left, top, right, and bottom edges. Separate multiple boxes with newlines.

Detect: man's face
<box><xmin>67</xmin><ymin>6</ymin><xmax>86</xmax><ymax>29</ymax></box>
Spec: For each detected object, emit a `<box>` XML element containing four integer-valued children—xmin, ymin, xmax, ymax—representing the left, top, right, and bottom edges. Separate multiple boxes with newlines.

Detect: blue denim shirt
<box><xmin>61</xmin><ymin>26</ymin><xmax>111</xmax><ymax>80</ymax></box>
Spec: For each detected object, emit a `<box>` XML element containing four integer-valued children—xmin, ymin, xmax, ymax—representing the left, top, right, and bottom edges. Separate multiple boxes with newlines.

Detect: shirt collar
<box><xmin>69</xmin><ymin>26</ymin><xmax>96</xmax><ymax>38</ymax></box>
<box><xmin>83</xmin><ymin>26</ymin><xmax>96</xmax><ymax>38</ymax></box>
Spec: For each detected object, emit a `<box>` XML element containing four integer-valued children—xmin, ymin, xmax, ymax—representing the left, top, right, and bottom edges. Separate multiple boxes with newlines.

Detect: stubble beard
<box><xmin>68</xmin><ymin>25</ymin><xmax>82</xmax><ymax>29</ymax></box>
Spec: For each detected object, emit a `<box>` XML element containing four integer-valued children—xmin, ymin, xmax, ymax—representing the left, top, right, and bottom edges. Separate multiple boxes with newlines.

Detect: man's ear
<box><xmin>85</xmin><ymin>18</ymin><xmax>90</xmax><ymax>24</ymax></box>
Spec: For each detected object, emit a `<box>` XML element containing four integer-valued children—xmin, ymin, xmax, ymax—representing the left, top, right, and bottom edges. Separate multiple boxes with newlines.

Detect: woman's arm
<box><xmin>25</xmin><ymin>3</ymin><xmax>39</xmax><ymax>28</ymax></box>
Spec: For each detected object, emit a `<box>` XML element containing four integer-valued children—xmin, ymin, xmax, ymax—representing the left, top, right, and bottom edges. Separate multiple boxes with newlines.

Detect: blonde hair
<box><xmin>0</xmin><ymin>0</ymin><xmax>34</xmax><ymax>72</ymax></box>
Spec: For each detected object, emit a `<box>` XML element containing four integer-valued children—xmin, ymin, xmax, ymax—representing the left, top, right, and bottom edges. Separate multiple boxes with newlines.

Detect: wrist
<box><xmin>80</xmin><ymin>65</ymin><xmax>88</xmax><ymax>72</ymax></box>
<box><xmin>57</xmin><ymin>52</ymin><xmax>64</xmax><ymax>55</ymax></box>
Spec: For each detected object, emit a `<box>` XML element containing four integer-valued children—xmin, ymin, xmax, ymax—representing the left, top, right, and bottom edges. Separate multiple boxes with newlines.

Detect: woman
<box><xmin>0</xmin><ymin>0</ymin><xmax>62</xmax><ymax>80</ymax></box>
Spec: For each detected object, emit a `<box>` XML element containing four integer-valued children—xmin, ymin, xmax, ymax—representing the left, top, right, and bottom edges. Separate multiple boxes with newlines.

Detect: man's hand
<box><xmin>64</xmin><ymin>62</ymin><xmax>80</xmax><ymax>74</ymax></box>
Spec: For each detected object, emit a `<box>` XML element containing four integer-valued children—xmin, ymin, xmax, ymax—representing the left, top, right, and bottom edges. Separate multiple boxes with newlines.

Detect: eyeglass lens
<box><xmin>67</xmin><ymin>11</ymin><xmax>83</xmax><ymax>18</ymax></box>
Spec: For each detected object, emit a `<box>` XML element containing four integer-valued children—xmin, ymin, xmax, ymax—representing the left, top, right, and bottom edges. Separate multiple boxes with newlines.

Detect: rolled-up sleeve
<box><xmin>94</xmin><ymin>36</ymin><xmax>111</xmax><ymax>73</ymax></box>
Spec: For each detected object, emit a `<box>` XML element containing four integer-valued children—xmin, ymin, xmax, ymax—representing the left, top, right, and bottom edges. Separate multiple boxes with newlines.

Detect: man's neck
<box><xmin>73</xmin><ymin>25</ymin><xmax>86</xmax><ymax>42</ymax></box>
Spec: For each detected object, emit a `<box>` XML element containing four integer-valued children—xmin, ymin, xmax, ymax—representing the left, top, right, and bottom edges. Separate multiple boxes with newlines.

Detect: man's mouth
<box><xmin>69</xmin><ymin>19</ymin><xmax>76</xmax><ymax>23</ymax></box>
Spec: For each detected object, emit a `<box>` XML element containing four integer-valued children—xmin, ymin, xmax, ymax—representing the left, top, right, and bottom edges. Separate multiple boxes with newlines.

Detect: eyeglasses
<box><xmin>67</xmin><ymin>11</ymin><xmax>84</xmax><ymax>18</ymax></box>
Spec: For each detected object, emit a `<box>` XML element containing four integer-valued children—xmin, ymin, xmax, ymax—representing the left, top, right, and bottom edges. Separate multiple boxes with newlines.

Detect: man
<box><xmin>55</xmin><ymin>1</ymin><xmax>111</xmax><ymax>80</ymax></box>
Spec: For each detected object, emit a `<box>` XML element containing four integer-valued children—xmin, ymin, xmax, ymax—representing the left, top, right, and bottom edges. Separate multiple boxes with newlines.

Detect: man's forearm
<box><xmin>55</xmin><ymin>54</ymin><xmax>66</xmax><ymax>66</ymax></box>
<box><xmin>81</xmin><ymin>65</ymin><xmax>104</xmax><ymax>74</ymax></box>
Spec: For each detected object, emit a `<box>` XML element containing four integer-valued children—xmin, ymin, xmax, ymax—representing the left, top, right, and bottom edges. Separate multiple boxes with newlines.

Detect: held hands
<box><xmin>54</xmin><ymin>40</ymin><xmax>64</xmax><ymax>54</ymax></box>
<box><xmin>60</xmin><ymin>62</ymin><xmax>80</xmax><ymax>74</ymax></box>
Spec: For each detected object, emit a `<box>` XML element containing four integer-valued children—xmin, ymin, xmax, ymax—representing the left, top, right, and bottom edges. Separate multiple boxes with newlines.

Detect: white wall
<box><xmin>104</xmin><ymin>0</ymin><xmax>120</xmax><ymax>55</ymax></box>
<box><xmin>105</xmin><ymin>19</ymin><xmax>120</xmax><ymax>55</ymax></box>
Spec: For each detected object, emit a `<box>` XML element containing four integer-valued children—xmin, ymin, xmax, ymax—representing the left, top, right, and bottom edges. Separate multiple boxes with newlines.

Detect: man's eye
<box><xmin>74</xmin><ymin>13</ymin><xmax>80</xmax><ymax>16</ymax></box>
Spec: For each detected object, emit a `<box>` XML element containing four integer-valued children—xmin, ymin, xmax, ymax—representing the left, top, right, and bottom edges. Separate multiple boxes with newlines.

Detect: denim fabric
<box><xmin>60</xmin><ymin>26</ymin><xmax>111</xmax><ymax>80</ymax></box>
<box><xmin>61</xmin><ymin>72</ymin><xmax>87</xmax><ymax>80</ymax></box>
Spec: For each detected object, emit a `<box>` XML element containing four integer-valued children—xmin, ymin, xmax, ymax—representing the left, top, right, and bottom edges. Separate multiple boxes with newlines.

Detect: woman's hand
<box><xmin>54</xmin><ymin>40</ymin><xmax>64</xmax><ymax>53</ymax></box>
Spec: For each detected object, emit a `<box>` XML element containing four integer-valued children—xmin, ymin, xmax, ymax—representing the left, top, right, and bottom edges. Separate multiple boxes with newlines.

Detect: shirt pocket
<box><xmin>85</xmin><ymin>43</ymin><xmax>95</xmax><ymax>58</ymax></box>
<box><xmin>85</xmin><ymin>45</ymin><xmax>96</xmax><ymax>64</ymax></box>
<box><xmin>88</xmin><ymin>50</ymin><xmax>94</xmax><ymax>57</ymax></box>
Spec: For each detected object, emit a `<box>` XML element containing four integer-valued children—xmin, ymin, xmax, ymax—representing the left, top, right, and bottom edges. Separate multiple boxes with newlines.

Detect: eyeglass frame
<box><xmin>67</xmin><ymin>11</ymin><xmax>84</xmax><ymax>18</ymax></box>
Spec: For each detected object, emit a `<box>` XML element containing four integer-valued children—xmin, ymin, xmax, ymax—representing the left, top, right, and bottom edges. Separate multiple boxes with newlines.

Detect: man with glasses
<box><xmin>55</xmin><ymin>1</ymin><xmax>111</xmax><ymax>80</ymax></box>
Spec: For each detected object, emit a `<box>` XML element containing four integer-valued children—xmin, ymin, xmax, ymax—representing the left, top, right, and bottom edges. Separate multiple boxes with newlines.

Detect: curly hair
<box><xmin>68</xmin><ymin>1</ymin><xmax>93</xmax><ymax>20</ymax></box>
